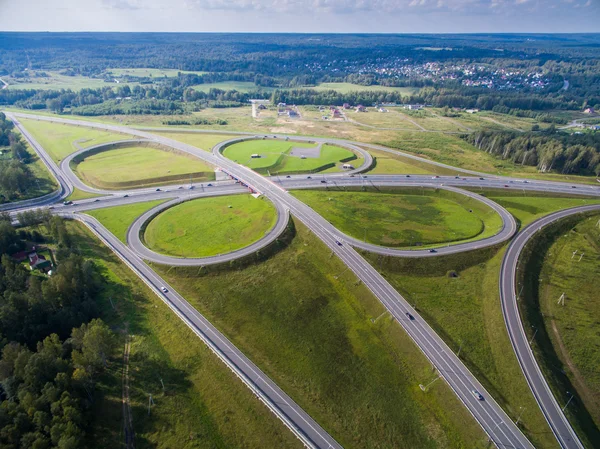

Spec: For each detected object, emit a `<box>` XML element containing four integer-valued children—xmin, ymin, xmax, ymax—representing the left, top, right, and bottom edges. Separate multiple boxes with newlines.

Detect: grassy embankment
<box><xmin>516</xmin><ymin>212</ymin><xmax>600</xmax><ymax>447</ymax></box>
<box><xmin>73</xmin><ymin>145</ymin><xmax>215</xmax><ymax>189</ymax></box>
<box><xmin>148</xmin><ymin>219</ymin><xmax>489</xmax><ymax>449</ymax></box>
<box><xmin>223</xmin><ymin>140</ymin><xmax>360</xmax><ymax>174</ymax></box>
<box><xmin>150</xmin><ymin>132</ymin><xmax>232</xmax><ymax>152</ymax></box>
<box><xmin>292</xmin><ymin>188</ymin><xmax>502</xmax><ymax>247</ymax></box>
<box><xmin>18</xmin><ymin>118</ymin><xmax>132</xmax><ymax>163</ymax></box>
<box><xmin>362</xmin><ymin>192</ymin><xmax>600</xmax><ymax>449</ymax></box>
<box><xmin>144</xmin><ymin>195</ymin><xmax>277</xmax><ymax>258</ymax></box>
<box><xmin>65</xmin><ymin>220</ymin><xmax>303</xmax><ymax>449</ymax></box>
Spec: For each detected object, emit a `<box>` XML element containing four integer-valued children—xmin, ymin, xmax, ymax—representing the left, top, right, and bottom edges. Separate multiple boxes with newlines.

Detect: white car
<box><xmin>161</xmin><ymin>286</ymin><xmax>168</xmax><ymax>293</ymax></box>
<box><xmin>471</xmin><ymin>389</ymin><xmax>484</xmax><ymax>400</ymax></box>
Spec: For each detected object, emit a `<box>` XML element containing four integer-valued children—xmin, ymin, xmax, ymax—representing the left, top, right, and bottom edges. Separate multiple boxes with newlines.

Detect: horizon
<box><xmin>1</xmin><ymin>0</ymin><xmax>599</xmax><ymax>34</ymax></box>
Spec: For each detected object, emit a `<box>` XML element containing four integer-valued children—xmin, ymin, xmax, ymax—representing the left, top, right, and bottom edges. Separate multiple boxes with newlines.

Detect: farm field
<box><xmin>65</xmin><ymin>221</ymin><xmax>301</xmax><ymax>449</ymax></box>
<box><xmin>310</xmin><ymin>82</ymin><xmax>420</xmax><ymax>94</ymax></box>
<box><xmin>152</xmin><ymin>221</ymin><xmax>488</xmax><ymax>449</ymax></box>
<box><xmin>223</xmin><ymin>139</ymin><xmax>358</xmax><ymax>174</ymax></box>
<box><xmin>73</xmin><ymin>145</ymin><xmax>215</xmax><ymax>189</ymax></box>
<box><xmin>192</xmin><ymin>81</ymin><xmax>276</xmax><ymax>93</ymax></box>
<box><xmin>18</xmin><ymin>118</ymin><xmax>132</xmax><ymax>162</ymax></box>
<box><xmin>86</xmin><ymin>199</ymin><xmax>167</xmax><ymax>242</ymax></box>
<box><xmin>292</xmin><ymin>188</ymin><xmax>502</xmax><ymax>247</ymax></box>
<box><xmin>349</xmin><ymin>110</ymin><xmax>423</xmax><ymax>130</ymax></box>
<box><xmin>144</xmin><ymin>195</ymin><xmax>277</xmax><ymax>258</ymax></box>
<box><xmin>537</xmin><ymin>214</ymin><xmax>600</xmax><ymax>431</ymax></box>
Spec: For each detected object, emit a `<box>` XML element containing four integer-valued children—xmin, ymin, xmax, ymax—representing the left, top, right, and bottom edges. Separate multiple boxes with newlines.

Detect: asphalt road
<box><xmin>65</xmin><ymin>212</ymin><xmax>343</xmax><ymax>449</ymax></box>
<box><xmin>500</xmin><ymin>205</ymin><xmax>600</xmax><ymax>449</ymax></box>
<box><xmin>6</xmin><ymin>111</ymin><xmax>598</xmax><ymax>448</ymax></box>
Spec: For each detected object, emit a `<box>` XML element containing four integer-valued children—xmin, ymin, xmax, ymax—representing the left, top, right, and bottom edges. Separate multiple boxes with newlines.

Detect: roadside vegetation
<box><xmin>64</xmin><ymin>220</ymin><xmax>303</xmax><ymax>449</ymax></box>
<box><xmin>292</xmin><ymin>187</ymin><xmax>502</xmax><ymax>247</ymax></box>
<box><xmin>151</xmin><ymin>131</ymin><xmax>232</xmax><ymax>151</ymax></box>
<box><xmin>363</xmin><ymin>192</ymin><xmax>600</xmax><ymax>449</ymax></box>
<box><xmin>144</xmin><ymin>195</ymin><xmax>277</xmax><ymax>258</ymax></box>
<box><xmin>515</xmin><ymin>212</ymin><xmax>600</xmax><ymax>447</ymax></box>
<box><xmin>73</xmin><ymin>145</ymin><xmax>215</xmax><ymax>189</ymax></box>
<box><xmin>0</xmin><ymin>113</ymin><xmax>58</xmax><ymax>203</ymax></box>
<box><xmin>65</xmin><ymin>187</ymin><xmax>104</xmax><ymax>202</ymax></box>
<box><xmin>18</xmin><ymin>118</ymin><xmax>132</xmax><ymax>163</ymax></box>
<box><xmin>151</xmin><ymin>220</ymin><xmax>489</xmax><ymax>449</ymax></box>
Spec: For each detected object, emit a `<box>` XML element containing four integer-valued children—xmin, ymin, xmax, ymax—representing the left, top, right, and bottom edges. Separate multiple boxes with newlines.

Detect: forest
<box><xmin>464</xmin><ymin>129</ymin><xmax>600</xmax><ymax>176</ymax></box>
<box><xmin>0</xmin><ymin>214</ymin><xmax>116</xmax><ymax>449</ymax></box>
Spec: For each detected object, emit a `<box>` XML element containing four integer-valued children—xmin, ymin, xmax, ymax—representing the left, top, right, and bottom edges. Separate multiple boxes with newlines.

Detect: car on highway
<box><xmin>63</xmin><ymin>200</ymin><xmax>73</xmax><ymax>206</ymax></box>
<box><xmin>123</xmin><ymin>194</ymin><xmax>129</xmax><ymax>197</ymax></box>
<box><xmin>189</xmin><ymin>186</ymin><xmax>194</xmax><ymax>189</ymax></box>
<box><xmin>178</xmin><ymin>186</ymin><xmax>183</xmax><ymax>189</ymax></box>
<box><xmin>455</xmin><ymin>176</ymin><xmax>460</xmax><ymax>179</ymax></box>
<box><xmin>471</xmin><ymin>390</ymin><xmax>484</xmax><ymax>401</ymax></box>
<box><xmin>571</xmin><ymin>185</ymin><xmax>577</xmax><ymax>189</ymax></box>
<box><xmin>94</xmin><ymin>199</ymin><xmax>100</xmax><ymax>202</ymax></box>
<box><xmin>307</xmin><ymin>176</ymin><xmax>312</xmax><ymax>179</ymax></box>
<box><xmin>432</xmin><ymin>176</ymin><xmax>440</xmax><ymax>179</ymax></box>
<box><xmin>336</xmin><ymin>241</ymin><xmax>342</xmax><ymax>246</ymax></box>
<box><xmin>406</xmin><ymin>312</ymin><xmax>415</xmax><ymax>320</ymax></box>
<box><xmin>479</xmin><ymin>177</ymin><xmax>485</xmax><ymax>180</ymax></box>
<box><xmin>155</xmin><ymin>188</ymin><xmax>161</xmax><ymax>191</ymax></box>
<box><xmin>161</xmin><ymin>286</ymin><xmax>168</xmax><ymax>293</ymax></box>
<box><xmin>523</xmin><ymin>180</ymin><xmax>529</xmax><ymax>183</ymax></box>
<box><xmin>406</xmin><ymin>175</ymin><xmax>411</xmax><ymax>178</ymax></box>
<box><xmin>207</xmin><ymin>183</ymin><xmax>213</xmax><ymax>186</ymax></box>
<box><xmin>286</xmin><ymin>175</ymin><xmax>291</xmax><ymax>178</ymax></box>
<box><xmin>320</xmin><ymin>180</ymin><xmax>327</xmax><ymax>184</ymax></box>
<box><xmin>429</xmin><ymin>249</ymin><xmax>437</xmax><ymax>253</ymax></box>
<box><xmin>504</xmin><ymin>185</ymin><xmax>509</xmax><ymax>188</ymax></box>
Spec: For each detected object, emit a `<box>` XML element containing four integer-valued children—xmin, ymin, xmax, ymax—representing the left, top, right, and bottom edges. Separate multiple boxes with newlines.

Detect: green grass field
<box><xmin>363</xmin><ymin>192</ymin><xmax>600</xmax><ymax>449</ymax></box>
<box><xmin>152</xmin><ymin>220</ymin><xmax>488</xmax><ymax>448</ymax></box>
<box><xmin>311</xmin><ymin>83</ymin><xmax>420</xmax><ymax>94</ymax></box>
<box><xmin>64</xmin><ymin>221</ymin><xmax>301</xmax><ymax>449</ymax></box>
<box><xmin>292</xmin><ymin>188</ymin><xmax>502</xmax><ymax>247</ymax></box>
<box><xmin>18</xmin><ymin>118</ymin><xmax>132</xmax><ymax>162</ymax></box>
<box><xmin>74</xmin><ymin>145</ymin><xmax>215</xmax><ymax>189</ymax></box>
<box><xmin>192</xmin><ymin>81</ymin><xmax>274</xmax><ymax>93</ymax></box>
<box><xmin>538</xmin><ymin>214</ymin><xmax>600</xmax><ymax>430</ymax></box>
<box><xmin>223</xmin><ymin>140</ymin><xmax>357</xmax><ymax>174</ymax></box>
<box><xmin>86</xmin><ymin>200</ymin><xmax>167</xmax><ymax>242</ymax></box>
<box><xmin>151</xmin><ymin>131</ymin><xmax>232</xmax><ymax>151</ymax></box>
<box><xmin>65</xmin><ymin>188</ymin><xmax>104</xmax><ymax>202</ymax></box>
<box><xmin>144</xmin><ymin>195</ymin><xmax>277</xmax><ymax>258</ymax></box>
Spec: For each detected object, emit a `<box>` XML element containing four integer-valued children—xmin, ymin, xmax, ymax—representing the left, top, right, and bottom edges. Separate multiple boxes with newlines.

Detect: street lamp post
<box><xmin>529</xmin><ymin>326</ymin><xmax>538</xmax><ymax>346</ymax></box>
<box><xmin>562</xmin><ymin>391</ymin><xmax>575</xmax><ymax>412</ymax></box>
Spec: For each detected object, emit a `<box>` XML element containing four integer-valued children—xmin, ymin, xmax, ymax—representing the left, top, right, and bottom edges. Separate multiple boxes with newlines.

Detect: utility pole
<box><xmin>558</xmin><ymin>293</ymin><xmax>565</xmax><ymax>306</ymax></box>
<box><xmin>529</xmin><ymin>326</ymin><xmax>538</xmax><ymax>346</ymax></box>
<box><xmin>562</xmin><ymin>391</ymin><xmax>574</xmax><ymax>412</ymax></box>
<box><xmin>516</xmin><ymin>407</ymin><xmax>525</xmax><ymax>426</ymax></box>
<box><xmin>419</xmin><ymin>373</ymin><xmax>441</xmax><ymax>392</ymax></box>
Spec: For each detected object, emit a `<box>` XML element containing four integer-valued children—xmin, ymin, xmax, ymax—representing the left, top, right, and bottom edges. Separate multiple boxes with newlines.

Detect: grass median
<box><xmin>150</xmin><ymin>220</ymin><xmax>488</xmax><ymax>449</ymax></box>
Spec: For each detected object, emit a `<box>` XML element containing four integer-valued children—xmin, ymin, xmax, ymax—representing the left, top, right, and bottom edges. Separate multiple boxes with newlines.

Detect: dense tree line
<box><xmin>464</xmin><ymin>129</ymin><xmax>600</xmax><ymax>176</ymax></box>
<box><xmin>0</xmin><ymin>215</ymin><xmax>116</xmax><ymax>448</ymax></box>
<box><xmin>0</xmin><ymin>113</ymin><xmax>38</xmax><ymax>203</ymax></box>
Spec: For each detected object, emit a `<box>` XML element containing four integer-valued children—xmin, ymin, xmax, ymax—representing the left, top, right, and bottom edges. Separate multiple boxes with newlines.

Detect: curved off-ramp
<box><xmin>500</xmin><ymin>204</ymin><xmax>600</xmax><ymax>449</ymax></box>
<box><xmin>126</xmin><ymin>191</ymin><xmax>290</xmax><ymax>266</ymax></box>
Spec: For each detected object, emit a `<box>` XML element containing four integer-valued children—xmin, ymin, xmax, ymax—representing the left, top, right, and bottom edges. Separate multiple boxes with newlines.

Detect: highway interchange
<box><xmin>4</xmin><ymin>111</ymin><xmax>600</xmax><ymax>449</ymax></box>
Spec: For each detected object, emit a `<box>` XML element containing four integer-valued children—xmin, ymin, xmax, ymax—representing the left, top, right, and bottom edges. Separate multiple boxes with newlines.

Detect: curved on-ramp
<box><xmin>500</xmin><ymin>204</ymin><xmax>600</xmax><ymax>449</ymax></box>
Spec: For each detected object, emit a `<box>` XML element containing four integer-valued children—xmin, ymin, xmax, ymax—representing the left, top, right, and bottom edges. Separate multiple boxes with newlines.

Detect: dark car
<box><xmin>406</xmin><ymin>175</ymin><xmax>411</xmax><ymax>178</ymax></box>
<box><xmin>429</xmin><ymin>249</ymin><xmax>437</xmax><ymax>253</ymax></box>
<box><xmin>155</xmin><ymin>188</ymin><xmax>161</xmax><ymax>191</ymax></box>
<box><xmin>336</xmin><ymin>241</ymin><xmax>342</xmax><ymax>246</ymax></box>
<box><xmin>479</xmin><ymin>177</ymin><xmax>485</xmax><ymax>180</ymax></box>
<box><xmin>94</xmin><ymin>199</ymin><xmax>100</xmax><ymax>202</ymax></box>
<box><xmin>286</xmin><ymin>175</ymin><xmax>291</xmax><ymax>178</ymax></box>
<box><xmin>571</xmin><ymin>185</ymin><xmax>577</xmax><ymax>189</ymax></box>
<box><xmin>406</xmin><ymin>312</ymin><xmax>415</xmax><ymax>321</ymax></box>
<box><xmin>123</xmin><ymin>194</ymin><xmax>129</xmax><ymax>197</ymax></box>
<box><xmin>455</xmin><ymin>176</ymin><xmax>460</xmax><ymax>179</ymax></box>
<box><xmin>178</xmin><ymin>186</ymin><xmax>183</xmax><ymax>189</ymax></box>
<box><xmin>307</xmin><ymin>176</ymin><xmax>312</xmax><ymax>179</ymax></box>
<box><xmin>320</xmin><ymin>180</ymin><xmax>327</xmax><ymax>184</ymax></box>
<box><xmin>207</xmin><ymin>183</ymin><xmax>213</xmax><ymax>187</ymax></box>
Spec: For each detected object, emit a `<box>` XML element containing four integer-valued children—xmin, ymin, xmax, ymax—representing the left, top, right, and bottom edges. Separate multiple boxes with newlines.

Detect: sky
<box><xmin>0</xmin><ymin>0</ymin><xmax>599</xmax><ymax>33</ymax></box>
